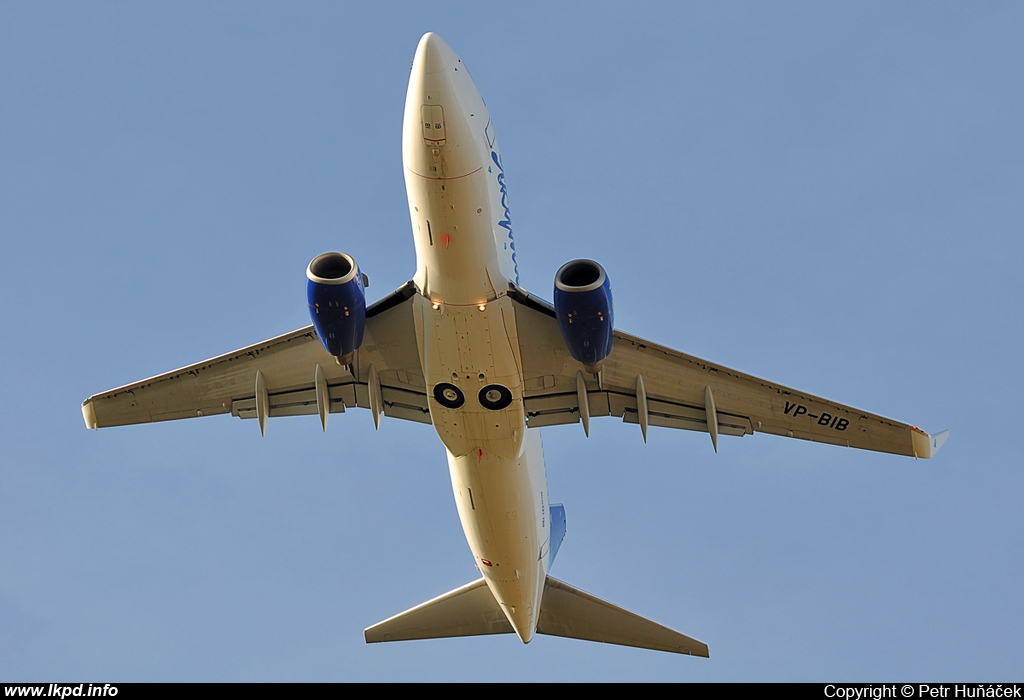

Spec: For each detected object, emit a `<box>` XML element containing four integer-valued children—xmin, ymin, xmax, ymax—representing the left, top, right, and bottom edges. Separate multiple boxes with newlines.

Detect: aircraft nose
<box><xmin>414</xmin><ymin>32</ymin><xmax>456</xmax><ymax>75</ymax></box>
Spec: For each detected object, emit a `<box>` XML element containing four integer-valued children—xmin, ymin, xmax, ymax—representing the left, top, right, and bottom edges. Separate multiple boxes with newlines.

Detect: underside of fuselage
<box><xmin>402</xmin><ymin>32</ymin><xmax>547</xmax><ymax>643</ymax></box>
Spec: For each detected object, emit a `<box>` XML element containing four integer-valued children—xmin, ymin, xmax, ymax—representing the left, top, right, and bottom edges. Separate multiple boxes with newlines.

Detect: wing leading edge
<box><xmin>82</xmin><ymin>283</ymin><xmax>429</xmax><ymax>431</ymax></box>
<box><xmin>510</xmin><ymin>289</ymin><xmax>947</xmax><ymax>459</ymax></box>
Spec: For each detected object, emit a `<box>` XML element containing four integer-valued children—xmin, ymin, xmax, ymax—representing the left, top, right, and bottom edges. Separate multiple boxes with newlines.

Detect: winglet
<box><xmin>82</xmin><ymin>399</ymin><xmax>98</xmax><ymax>430</ymax></box>
<box><xmin>911</xmin><ymin>427</ymin><xmax>950</xmax><ymax>459</ymax></box>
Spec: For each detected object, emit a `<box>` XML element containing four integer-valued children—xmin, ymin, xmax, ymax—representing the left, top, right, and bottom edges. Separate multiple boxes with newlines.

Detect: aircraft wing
<box><xmin>510</xmin><ymin>289</ymin><xmax>947</xmax><ymax>459</ymax></box>
<box><xmin>82</xmin><ymin>283</ymin><xmax>430</xmax><ymax>431</ymax></box>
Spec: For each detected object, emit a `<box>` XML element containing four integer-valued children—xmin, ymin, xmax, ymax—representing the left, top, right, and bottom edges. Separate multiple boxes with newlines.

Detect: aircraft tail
<box><xmin>364</xmin><ymin>575</ymin><xmax>708</xmax><ymax>656</ymax></box>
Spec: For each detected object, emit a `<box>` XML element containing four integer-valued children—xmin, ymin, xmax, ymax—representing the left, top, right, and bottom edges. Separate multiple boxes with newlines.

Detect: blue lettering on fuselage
<box><xmin>490</xmin><ymin>150</ymin><xmax>519</xmax><ymax>284</ymax></box>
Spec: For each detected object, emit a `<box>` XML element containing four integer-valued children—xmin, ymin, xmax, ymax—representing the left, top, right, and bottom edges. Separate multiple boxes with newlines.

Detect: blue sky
<box><xmin>2</xmin><ymin>2</ymin><xmax>1022</xmax><ymax>681</ymax></box>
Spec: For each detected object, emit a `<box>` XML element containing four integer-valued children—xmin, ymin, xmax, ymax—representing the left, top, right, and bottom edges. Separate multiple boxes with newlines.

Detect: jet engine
<box><xmin>306</xmin><ymin>251</ymin><xmax>366</xmax><ymax>365</ymax></box>
<box><xmin>553</xmin><ymin>259</ymin><xmax>614</xmax><ymax>373</ymax></box>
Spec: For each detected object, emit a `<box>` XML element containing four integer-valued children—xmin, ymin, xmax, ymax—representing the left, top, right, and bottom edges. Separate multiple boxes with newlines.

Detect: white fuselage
<box><xmin>402</xmin><ymin>33</ymin><xmax>549</xmax><ymax>642</ymax></box>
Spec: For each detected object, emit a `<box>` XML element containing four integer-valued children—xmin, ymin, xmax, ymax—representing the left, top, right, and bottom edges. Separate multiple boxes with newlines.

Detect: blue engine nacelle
<box><xmin>553</xmin><ymin>259</ymin><xmax>614</xmax><ymax>373</ymax></box>
<box><xmin>306</xmin><ymin>252</ymin><xmax>366</xmax><ymax>365</ymax></box>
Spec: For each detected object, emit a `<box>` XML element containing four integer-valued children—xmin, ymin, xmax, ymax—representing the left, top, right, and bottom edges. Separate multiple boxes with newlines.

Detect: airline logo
<box><xmin>486</xmin><ymin>120</ymin><xmax>519</xmax><ymax>284</ymax></box>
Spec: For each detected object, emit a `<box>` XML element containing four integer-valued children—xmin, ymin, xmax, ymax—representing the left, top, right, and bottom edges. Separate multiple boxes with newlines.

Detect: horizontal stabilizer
<box><xmin>538</xmin><ymin>576</ymin><xmax>709</xmax><ymax>657</ymax></box>
<box><xmin>364</xmin><ymin>575</ymin><xmax>708</xmax><ymax>656</ymax></box>
<box><xmin>364</xmin><ymin>578</ymin><xmax>511</xmax><ymax>643</ymax></box>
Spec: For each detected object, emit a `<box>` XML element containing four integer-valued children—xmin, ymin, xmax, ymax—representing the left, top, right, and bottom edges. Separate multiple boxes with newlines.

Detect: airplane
<box><xmin>81</xmin><ymin>32</ymin><xmax>948</xmax><ymax>657</ymax></box>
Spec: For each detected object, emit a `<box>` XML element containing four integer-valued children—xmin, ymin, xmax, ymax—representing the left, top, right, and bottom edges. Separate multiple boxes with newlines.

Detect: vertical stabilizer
<box><xmin>549</xmin><ymin>503</ymin><xmax>566</xmax><ymax>567</ymax></box>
